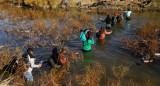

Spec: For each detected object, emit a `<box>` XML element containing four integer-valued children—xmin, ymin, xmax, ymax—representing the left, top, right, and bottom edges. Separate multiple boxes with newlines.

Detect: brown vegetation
<box><xmin>122</xmin><ymin>21</ymin><xmax>160</xmax><ymax>59</ymax></box>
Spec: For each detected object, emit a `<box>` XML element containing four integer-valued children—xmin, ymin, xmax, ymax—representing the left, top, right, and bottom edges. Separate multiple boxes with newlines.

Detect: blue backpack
<box><xmin>80</xmin><ymin>30</ymin><xmax>88</xmax><ymax>42</ymax></box>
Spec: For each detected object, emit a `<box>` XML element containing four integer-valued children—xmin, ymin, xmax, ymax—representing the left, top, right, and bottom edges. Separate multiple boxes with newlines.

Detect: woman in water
<box><xmin>96</xmin><ymin>26</ymin><xmax>112</xmax><ymax>40</ymax></box>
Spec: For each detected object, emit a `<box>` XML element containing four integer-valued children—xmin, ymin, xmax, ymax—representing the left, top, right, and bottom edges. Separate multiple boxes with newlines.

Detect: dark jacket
<box><xmin>48</xmin><ymin>47</ymin><xmax>65</xmax><ymax>67</ymax></box>
<box><xmin>104</xmin><ymin>17</ymin><xmax>111</xmax><ymax>24</ymax></box>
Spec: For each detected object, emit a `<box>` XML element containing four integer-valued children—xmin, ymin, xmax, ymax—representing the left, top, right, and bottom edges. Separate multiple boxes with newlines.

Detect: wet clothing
<box><xmin>102</xmin><ymin>17</ymin><xmax>112</xmax><ymax>29</ymax></box>
<box><xmin>125</xmin><ymin>11</ymin><xmax>132</xmax><ymax>17</ymax></box>
<box><xmin>83</xmin><ymin>38</ymin><xmax>94</xmax><ymax>51</ymax></box>
<box><xmin>96</xmin><ymin>30</ymin><xmax>112</xmax><ymax>39</ymax></box>
<box><xmin>80</xmin><ymin>30</ymin><xmax>88</xmax><ymax>42</ymax></box>
<box><xmin>106</xmin><ymin>24</ymin><xmax>111</xmax><ymax>29</ymax></box>
<box><xmin>24</xmin><ymin>72</ymin><xmax>33</xmax><ymax>82</ymax></box>
<box><xmin>104</xmin><ymin>17</ymin><xmax>112</xmax><ymax>24</ymax></box>
<box><xmin>126</xmin><ymin>17</ymin><xmax>131</xmax><ymax>20</ymax></box>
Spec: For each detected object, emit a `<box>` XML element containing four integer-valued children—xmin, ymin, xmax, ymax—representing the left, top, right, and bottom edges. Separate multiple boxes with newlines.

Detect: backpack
<box><xmin>80</xmin><ymin>31</ymin><xmax>90</xmax><ymax>42</ymax></box>
<box><xmin>59</xmin><ymin>53</ymin><xmax>66</xmax><ymax>64</ymax></box>
<box><xmin>86</xmin><ymin>31</ymin><xmax>91</xmax><ymax>39</ymax></box>
<box><xmin>96</xmin><ymin>31</ymin><xmax>102</xmax><ymax>38</ymax></box>
<box><xmin>117</xmin><ymin>16</ymin><xmax>122</xmax><ymax>22</ymax></box>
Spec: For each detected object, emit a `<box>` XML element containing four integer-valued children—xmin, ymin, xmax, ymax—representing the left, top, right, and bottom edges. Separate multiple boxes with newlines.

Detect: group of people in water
<box><xmin>2</xmin><ymin>9</ymin><xmax>132</xmax><ymax>82</ymax></box>
<box><xmin>80</xmin><ymin>9</ymin><xmax>132</xmax><ymax>52</ymax></box>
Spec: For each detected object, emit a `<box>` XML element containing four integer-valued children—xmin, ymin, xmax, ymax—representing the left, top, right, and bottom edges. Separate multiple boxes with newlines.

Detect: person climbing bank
<box><xmin>22</xmin><ymin>48</ymin><xmax>42</xmax><ymax>82</ymax></box>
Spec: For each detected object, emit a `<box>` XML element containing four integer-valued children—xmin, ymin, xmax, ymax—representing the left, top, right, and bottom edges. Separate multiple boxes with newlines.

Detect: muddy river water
<box><xmin>0</xmin><ymin>9</ymin><xmax>160</xmax><ymax>86</ymax></box>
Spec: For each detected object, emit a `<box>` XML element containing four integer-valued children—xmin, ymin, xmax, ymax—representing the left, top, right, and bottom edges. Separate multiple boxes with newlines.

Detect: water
<box><xmin>0</xmin><ymin>8</ymin><xmax>160</xmax><ymax>86</ymax></box>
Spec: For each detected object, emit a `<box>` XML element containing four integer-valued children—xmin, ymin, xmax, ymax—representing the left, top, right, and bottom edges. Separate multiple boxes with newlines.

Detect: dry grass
<box><xmin>122</xmin><ymin>21</ymin><xmax>160</xmax><ymax>59</ymax></box>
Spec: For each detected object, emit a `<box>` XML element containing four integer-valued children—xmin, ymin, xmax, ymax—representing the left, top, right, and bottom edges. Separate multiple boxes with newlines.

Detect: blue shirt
<box><xmin>125</xmin><ymin>11</ymin><xmax>132</xmax><ymax>17</ymax></box>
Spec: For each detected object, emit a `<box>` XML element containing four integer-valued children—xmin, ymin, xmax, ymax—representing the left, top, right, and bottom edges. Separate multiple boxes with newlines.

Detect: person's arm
<box><xmin>101</xmin><ymin>18</ymin><xmax>106</xmax><ymax>22</ymax></box>
<box><xmin>84</xmin><ymin>30</ymin><xmax>88</xmax><ymax>34</ymax></box>
<box><xmin>105</xmin><ymin>31</ymin><xmax>112</xmax><ymax>34</ymax></box>
<box><xmin>89</xmin><ymin>38</ymin><xmax>94</xmax><ymax>44</ymax></box>
<box><xmin>96</xmin><ymin>30</ymin><xmax>99</xmax><ymax>33</ymax></box>
<box><xmin>30</xmin><ymin>58</ymin><xmax>40</xmax><ymax>68</ymax></box>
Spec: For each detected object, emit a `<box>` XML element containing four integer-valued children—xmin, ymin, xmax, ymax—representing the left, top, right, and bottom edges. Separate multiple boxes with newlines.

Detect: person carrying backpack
<box><xmin>117</xmin><ymin>14</ymin><xmax>123</xmax><ymax>24</ymax></box>
<box><xmin>22</xmin><ymin>48</ymin><xmax>42</xmax><ymax>82</ymax></box>
<box><xmin>96</xmin><ymin>26</ymin><xmax>112</xmax><ymax>40</ymax></box>
<box><xmin>111</xmin><ymin>14</ymin><xmax>118</xmax><ymax>26</ymax></box>
<box><xmin>80</xmin><ymin>29</ymin><xmax>89</xmax><ymax>42</ymax></box>
<box><xmin>82</xmin><ymin>31</ymin><xmax>94</xmax><ymax>52</ymax></box>
<box><xmin>48</xmin><ymin>47</ymin><xmax>67</xmax><ymax>68</ymax></box>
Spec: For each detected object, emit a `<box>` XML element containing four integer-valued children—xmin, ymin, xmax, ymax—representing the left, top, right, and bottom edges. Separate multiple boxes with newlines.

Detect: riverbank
<box><xmin>0</xmin><ymin>3</ymin><xmax>160</xmax><ymax>86</ymax></box>
<box><xmin>1</xmin><ymin>0</ymin><xmax>160</xmax><ymax>13</ymax></box>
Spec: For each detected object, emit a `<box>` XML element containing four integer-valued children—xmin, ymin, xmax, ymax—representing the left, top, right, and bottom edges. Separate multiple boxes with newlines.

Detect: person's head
<box><xmin>100</xmin><ymin>26</ymin><xmax>105</xmax><ymax>30</ymax></box>
<box><xmin>27</xmin><ymin>48</ymin><xmax>33</xmax><ymax>55</ymax></box>
<box><xmin>100</xmin><ymin>26</ymin><xmax>105</xmax><ymax>33</ymax></box>
<box><xmin>52</xmin><ymin>47</ymin><xmax>58</xmax><ymax>54</ymax></box>
<box><xmin>107</xmin><ymin>15</ymin><xmax>110</xmax><ymax>18</ymax></box>
<box><xmin>127</xmin><ymin>8</ymin><xmax>130</xmax><ymax>11</ymax></box>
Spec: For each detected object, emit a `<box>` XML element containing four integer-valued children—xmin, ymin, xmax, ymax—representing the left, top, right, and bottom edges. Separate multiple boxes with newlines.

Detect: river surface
<box><xmin>0</xmin><ymin>9</ymin><xmax>160</xmax><ymax>86</ymax></box>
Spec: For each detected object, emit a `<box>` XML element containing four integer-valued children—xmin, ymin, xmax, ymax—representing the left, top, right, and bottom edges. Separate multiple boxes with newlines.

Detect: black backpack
<box><xmin>96</xmin><ymin>31</ymin><xmax>102</xmax><ymax>38</ymax></box>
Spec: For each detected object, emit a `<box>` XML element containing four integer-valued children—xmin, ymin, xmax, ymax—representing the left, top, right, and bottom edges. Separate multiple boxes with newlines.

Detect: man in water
<box><xmin>125</xmin><ymin>9</ymin><xmax>132</xmax><ymax>20</ymax></box>
<box><xmin>23</xmin><ymin>48</ymin><xmax>42</xmax><ymax>82</ymax></box>
<box><xmin>101</xmin><ymin>15</ymin><xmax>112</xmax><ymax>29</ymax></box>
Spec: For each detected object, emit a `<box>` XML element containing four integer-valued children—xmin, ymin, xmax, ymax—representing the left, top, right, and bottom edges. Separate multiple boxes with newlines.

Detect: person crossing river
<box><xmin>125</xmin><ymin>9</ymin><xmax>132</xmax><ymax>20</ymax></box>
<box><xmin>80</xmin><ymin>29</ymin><xmax>94</xmax><ymax>52</ymax></box>
<box><xmin>101</xmin><ymin>15</ymin><xmax>112</xmax><ymax>29</ymax></box>
<box><xmin>96</xmin><ymin>26</ymin><xmax>112</xmax><ymax>40</ymax></box>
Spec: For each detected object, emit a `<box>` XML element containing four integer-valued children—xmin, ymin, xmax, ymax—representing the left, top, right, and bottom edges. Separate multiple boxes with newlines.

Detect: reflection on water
<box><xmin>83</xmin><ymin>51</ymin><xmax>94</xmax><ymax>65</ymax></box>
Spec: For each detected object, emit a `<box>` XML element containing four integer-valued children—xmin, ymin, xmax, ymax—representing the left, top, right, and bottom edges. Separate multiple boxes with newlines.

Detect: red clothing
<box><xmin>96</xmin><ymin>30</ymin><xmax>112</xmax><ymax>39</ymax></box>
<box><xmin>118</xmin><ymin>21</ymin><xmax>122</xmax><ymax>24</ymax></box>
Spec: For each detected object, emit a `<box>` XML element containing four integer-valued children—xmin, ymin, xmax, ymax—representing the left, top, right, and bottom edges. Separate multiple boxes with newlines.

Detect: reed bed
<box><xmin>122</xmin><ymin>21</ymin><xmax>160</xmax><ymax>59</ymax></box>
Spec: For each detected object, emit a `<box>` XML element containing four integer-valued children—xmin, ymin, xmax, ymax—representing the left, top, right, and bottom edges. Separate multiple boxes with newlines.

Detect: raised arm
<box><xmin>105</xmin><ymin>31</ymin><xmax>112</xmax><ymax>34</ymax></box>
<box><xmin>101</xmin><ymin>18</ymin><xmax>106</xmax><ymax>22</ymax></box>
<box><xmin>96</xmin><ymin>30</ymin><xmax>99</xmax><ymax>33</ymax></box>
<box><xmin>30</xmin><ymin>58</ymin><xmax>40</xmax><ymax>68</ymax></box>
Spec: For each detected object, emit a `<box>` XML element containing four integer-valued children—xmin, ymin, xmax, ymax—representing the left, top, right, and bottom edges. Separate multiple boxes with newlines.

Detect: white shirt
<box><xmin>27</xmin><ymin>55</ymin><xmax>39</xmax><ymax>72</ymax></box>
